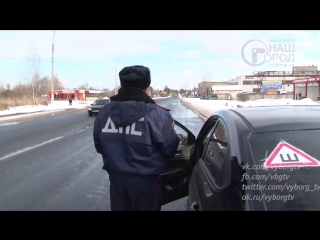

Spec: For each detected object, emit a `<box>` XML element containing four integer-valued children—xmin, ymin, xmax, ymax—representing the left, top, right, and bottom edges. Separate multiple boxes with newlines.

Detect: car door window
<box><xmin>202</xmin><ymin>120</ymin><xmax>229</xmax><ymax>181</ymax></box>
<box><xmin>203</xmin><ymin>126</ymin><xmax>215</xmax><ymax>148</ymax></box>
<box><xmin>193</xmin><ymin>119</ymin><xmax>218</xmax><ymax>163</ymax></box>
<box><xmin>174</xmin><ymin>124</ymin><xmax>188</xmax><ymax>145</ymax></box>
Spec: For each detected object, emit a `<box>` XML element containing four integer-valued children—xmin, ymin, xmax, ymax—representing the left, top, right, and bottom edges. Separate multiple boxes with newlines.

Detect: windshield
<box><xmin>247</xmin><ymin>130</ymin><xmax>320</xmax><ymax>210</ymax></box>
<box><xmin>93</xmin><ymin>100</ymin><xmax>109</xmax><ymax>105</ymax></box>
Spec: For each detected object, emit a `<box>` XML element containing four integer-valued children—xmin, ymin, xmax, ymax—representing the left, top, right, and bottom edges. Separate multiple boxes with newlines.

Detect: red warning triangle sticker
<box><xmin>264</xmin><ymin>141</ymin><xmax>320</xmax><ymax>168</ymax></box>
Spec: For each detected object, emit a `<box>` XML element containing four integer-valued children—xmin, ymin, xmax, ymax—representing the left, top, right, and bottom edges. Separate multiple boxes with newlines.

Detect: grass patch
<box><xmin>0</xmin><ymin>97</ymin><xmax>48</xmax><ymax>111</ymax></box>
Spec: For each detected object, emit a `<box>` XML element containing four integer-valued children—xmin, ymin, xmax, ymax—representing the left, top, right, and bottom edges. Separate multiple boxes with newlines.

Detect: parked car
<box><xmin>88</xmin><ymin>99</ymin><xmax>110</xmax><ymax>116</ymax></box>
<box><xmin>200</xmin><ymin>94</ymin><xmax>218</xmax><ymax>100</ymax></box>
<box><xmin>161</xmin><ymin>106</ymin><xmax>320</xmax><ymax>210</ymax></box>
<box><xmin>210</xmin><ymin>94</ymin><xmax>218</xmax><ymax>100</ymax></box>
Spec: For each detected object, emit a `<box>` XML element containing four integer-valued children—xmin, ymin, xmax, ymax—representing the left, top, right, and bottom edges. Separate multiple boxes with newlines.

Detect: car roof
<box><xmin>95</xmin><ymin>99</ymin><xmax>109</xmax><ymax>103</ymax></box>
<box><xmin>217</xmin><ymin>106</ymin><xmax>320</xmax><ymax>133</ymax></box>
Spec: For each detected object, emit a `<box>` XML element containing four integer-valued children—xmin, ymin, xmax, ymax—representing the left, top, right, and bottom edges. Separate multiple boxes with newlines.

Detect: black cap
<box><xmin>119</xmin><ymin>65</ymin><xmax>151</xmax><ymax>89</ymax></box>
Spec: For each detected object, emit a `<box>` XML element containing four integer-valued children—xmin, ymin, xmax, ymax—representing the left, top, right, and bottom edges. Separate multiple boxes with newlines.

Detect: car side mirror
<box><xmin>91</xmin><ymin>104</ymin><xmax>93</xmax><ymax>105</ymax></box>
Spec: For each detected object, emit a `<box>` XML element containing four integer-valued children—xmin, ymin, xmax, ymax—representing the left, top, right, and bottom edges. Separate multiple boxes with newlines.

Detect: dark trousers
<box><xmin>110</xmin><ymin>179</ymin><xmax>162</xmax><ymax>211</ymax></box>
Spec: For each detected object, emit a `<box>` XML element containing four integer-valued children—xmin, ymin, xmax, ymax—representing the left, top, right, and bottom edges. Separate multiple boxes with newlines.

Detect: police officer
<box><xmin>93</xmin><ymin>65</ymin><xmax>180</xmax><ymax>211</ymax></box>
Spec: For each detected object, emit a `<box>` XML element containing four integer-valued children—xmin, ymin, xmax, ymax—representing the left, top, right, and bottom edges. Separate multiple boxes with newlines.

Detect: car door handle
<box><xmin>190</xmin><ymin>201</ymin><xmax>200</xmax><ymax>211</ymax></box>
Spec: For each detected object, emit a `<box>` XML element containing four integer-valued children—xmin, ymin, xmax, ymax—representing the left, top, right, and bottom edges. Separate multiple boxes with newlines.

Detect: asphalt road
<box><xmin>0</xmin><ymin>96</ymin><xmax>204</xmax><ymax>211</ymax></box>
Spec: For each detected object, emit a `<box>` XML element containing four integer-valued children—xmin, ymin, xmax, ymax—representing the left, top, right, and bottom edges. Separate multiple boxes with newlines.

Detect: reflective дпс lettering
<box><xmin>102</xmin><ymin>117</ymin><xmax>144</xmax><ymax>136</ymax></box>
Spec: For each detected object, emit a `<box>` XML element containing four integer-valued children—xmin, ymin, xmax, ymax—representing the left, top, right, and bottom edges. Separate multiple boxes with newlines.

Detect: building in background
<box><xmin>211</xmin><ymin>85</ymin><xmax>243</xmax><ymax>100</ymax></box>
<box><xmin>223</xmin><ymin>65</ymin><xmax>320</xmax><ymax>95</ymax></box>
<box><xmin>292</xmin><ymin>77</ymin><xmax>320</xmax><ymax>101</ymax></box>
<box><xmin>47</xmin><ymin>89</ymin><xmax>106</xmax><ymax>101</ymax></box>
<box><xmin>198</xmin><ymin>81</ymin><xmax>232</xmax><ymax>96</ymax></box>
<box><xmin>203</xmin><ymin>66</ymin><xmax>320</xmax><ymax>101</ymax></box>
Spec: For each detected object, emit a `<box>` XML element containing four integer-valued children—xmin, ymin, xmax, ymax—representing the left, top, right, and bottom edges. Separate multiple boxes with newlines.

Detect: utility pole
<box><xmin>51</xmin><ymin>30</ymin><xmax>55</xmax><ymax>108</ymax></box>
<box><xmin>114</xmin><ymin>68</ymin><xmax>117</xmax><ymax>95</ymax></box>
<box><xmin>114</xmin><ymin>58</ymin><xmax>120</xmax><ymax>95</ymax></box>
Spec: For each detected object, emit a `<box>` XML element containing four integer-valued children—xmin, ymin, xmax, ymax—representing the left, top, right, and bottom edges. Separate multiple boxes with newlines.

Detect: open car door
<box><xmin>161</xmin><ymin>119</ymin><xmax>196</xmax><ymax>205</ymax></box>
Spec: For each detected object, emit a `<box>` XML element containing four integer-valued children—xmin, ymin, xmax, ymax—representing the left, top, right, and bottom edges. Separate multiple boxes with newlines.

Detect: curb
<box><xmin>179</xmin><ymin>99</ymin><xmax>208</xmax><ymax>122</ymax></box>
<box><xmin>0</xmin><ymin>108</ymin><xmax>86</xmax><ymax>123</ymax></box>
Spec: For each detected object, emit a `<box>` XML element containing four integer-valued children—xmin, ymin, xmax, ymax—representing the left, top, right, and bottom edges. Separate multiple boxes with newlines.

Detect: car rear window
<box><xmin>247</xmin><ymin>130</ymin><xmax>320</xmax><ymax>210</ymax></box>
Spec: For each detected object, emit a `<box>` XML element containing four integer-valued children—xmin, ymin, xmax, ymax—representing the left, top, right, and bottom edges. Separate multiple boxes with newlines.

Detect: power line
<box><xmin>58</xmin><ymin>58</ymin><xmax>106</xmax><ymax>75</ymax></box>
<box><xmin>0</xmin><ymin>41</ymin><xmax>49</xmax><ymax>50</ymax></box>
<box><xmin>0</xmin><ymin>55</ymin><xmax>19</xmax><ymax>59</ymax></box>
<box><xmin>0</xmin><ymin>55</ymin><xmax>107</xmax><ymax>76</ymax></box>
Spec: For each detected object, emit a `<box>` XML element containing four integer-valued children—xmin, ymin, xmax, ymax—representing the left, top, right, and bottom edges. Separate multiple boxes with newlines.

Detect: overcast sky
<box><xmin>0</xmin><ymin>30</ymin><xmax>319</xmax><ymax>90</ymax></box>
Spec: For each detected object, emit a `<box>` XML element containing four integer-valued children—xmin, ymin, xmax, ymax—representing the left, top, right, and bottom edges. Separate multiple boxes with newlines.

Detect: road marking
<box><xmin>0</xmin><ymin>122</ymin><xmax>20</xmax><ymax>127</ymax></box>
<box><xmin>0</xmin><ymin>136</ymin><xmax>64</xmax><ymax>162</ymax></box>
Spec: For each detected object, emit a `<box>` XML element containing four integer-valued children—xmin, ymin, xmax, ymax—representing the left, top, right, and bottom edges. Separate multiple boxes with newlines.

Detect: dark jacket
<box><xmin>93</xmin><ymin>87</ymin><xmax>180</xmax><ymax>188</ymax></box>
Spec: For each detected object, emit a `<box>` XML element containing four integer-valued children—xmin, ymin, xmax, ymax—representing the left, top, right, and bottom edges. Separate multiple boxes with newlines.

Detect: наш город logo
<box><xmin>241</xmin><ymin>39</ymin><xmax>295</xmax><ymax>67</ymax></box>
<box><xmin>241</xmin><ymin>39</ymin><xmax>268</xmax><ymax>66</ymax></box>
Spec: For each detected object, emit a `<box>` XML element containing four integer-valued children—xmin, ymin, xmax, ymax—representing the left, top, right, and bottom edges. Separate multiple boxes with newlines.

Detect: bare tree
<box><xmin>54</xmin><ymin>76</ymin><xmax>65</xmax><ymax>90</ymax></box>
<box><xmin>179</xmin><ymin>88</ymin><xmax>186</xmax><ymax>95</ymax></box>
<box><xmin>78</xmin><ymin>82</ymin><xmax>89</xmax><ymax>90</ymax></box>
<box><xmin>206</xmin><ymin>87</ymin><xmax>210</xmax><ymax>96</ymax></box>
<box><xmin>184</xmin><ymin>79</ymin><xmax>189</xmax><ymax>90</ymax></box>
<box><xmin>101</xmin><ymin>88</ymin><xmax>113</xmax><ymax>98</ymax></box>
<box><xmin>38</xmin><ymin>76</ymin><xmax>50</xmax><ymax>94</ymax></box>
<box><xmin>13</xmin><ymin>81</ymin><xmax>26</xmax><ymax>98</ymax></box>
<box><xmin>25</xmin><ymin>50</ymin><xmax>42</xmax><ymax>105</ymax></box>
<box><xmin>149</xmin><ymin>86</ymin><xmax>154</xmax><ymax>97</ymax></box>
<box><xmin>202</xmin><ymin>72</ymin><xmax>211</xmax><ymax>81</ymax></box>
<box><xmin>0</xmin><ymin>83</ymin><xmax>4</xmax><ymax>95</ymax></box>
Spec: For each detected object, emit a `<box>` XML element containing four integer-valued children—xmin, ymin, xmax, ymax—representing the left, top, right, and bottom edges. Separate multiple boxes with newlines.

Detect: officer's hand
<box><xmin>172</xmin><ymin>122</ymin><xmax>176</xmax><ymax>134</ymax></box>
